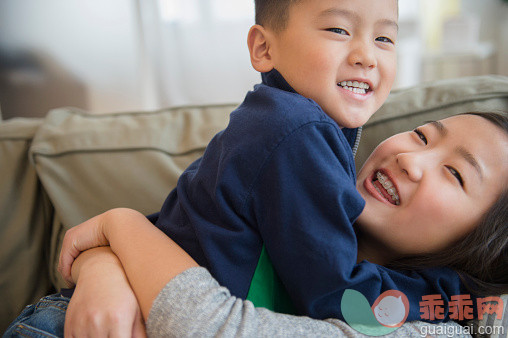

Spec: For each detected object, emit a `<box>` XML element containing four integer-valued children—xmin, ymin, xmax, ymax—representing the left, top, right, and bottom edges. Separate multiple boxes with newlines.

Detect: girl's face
<box><xmin>356</xmin><ymin>114</ymin><xmax>508</xmax><ymax>262</ymax></box>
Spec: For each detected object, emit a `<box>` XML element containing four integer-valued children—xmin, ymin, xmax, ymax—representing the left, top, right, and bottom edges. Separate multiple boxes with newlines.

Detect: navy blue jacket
<box><xmin>150</xmin><ymin>69</ymin><xmax>464</xmax><ymax>321</ymax></box>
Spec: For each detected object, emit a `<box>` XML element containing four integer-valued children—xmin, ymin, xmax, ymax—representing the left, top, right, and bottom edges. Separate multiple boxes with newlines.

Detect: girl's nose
<box><xmin>396</xmin><ymin>152</ymin><xmax>424</xmax><ymax>182</ymax></box>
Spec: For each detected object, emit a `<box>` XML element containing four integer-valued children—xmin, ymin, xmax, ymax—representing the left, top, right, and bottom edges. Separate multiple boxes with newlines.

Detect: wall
<box><xmin>0</xmin><ymin>0</ymin><xmax>147</xmax><ymax>119</ymax></box>
<box><xmin>0</xmin><ymin>0</ymin><xmax>507</xmax><ymax>119</ymax></box>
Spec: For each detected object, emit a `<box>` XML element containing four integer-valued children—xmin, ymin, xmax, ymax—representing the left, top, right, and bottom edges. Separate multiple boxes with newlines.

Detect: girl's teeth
<box><xmin>375</xmin><ymin>172</ymin><xmax>400</xmax><ymax>205</ymax></box>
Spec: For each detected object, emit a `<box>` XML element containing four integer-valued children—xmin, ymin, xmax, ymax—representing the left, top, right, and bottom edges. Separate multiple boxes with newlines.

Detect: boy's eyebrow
<box><xmin>317</xmin><ymin>8</ymin><xmax>398</xmax><ymax>31</ymax></box>
<box><xmin>317</xmin><ymin>8</ymin><xmax>359</xmax><ymax>23</ymax></box>
<box><xmin>378</xmin><ymin>18</ymin><xmax>399</xmax><ymax>31</ymax></box>
<box><xmin>428</xmin><ymin>120</ymin><xmax>484</xmax><ymax>180</ymax></box>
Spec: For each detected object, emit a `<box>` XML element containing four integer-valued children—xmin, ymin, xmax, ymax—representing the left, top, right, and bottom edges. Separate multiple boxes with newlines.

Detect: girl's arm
<box><xmin>59</xmin><ymin>208</ymin><xmax>466</xmax><ymax>337</ymax></box>
<box><xmin>59</xmin><ymin>208</ymin><xmax>345</xmax><ymax>335</ymax></box>
<box><xmin>146</xmin><ymin>267</ymin><xmax>467</xmax><ymax>337</ymax></box>
<box><xmin>59</xmin><ymin>207</ymin><xmax>199</xmax><ymax>321</ymax></box>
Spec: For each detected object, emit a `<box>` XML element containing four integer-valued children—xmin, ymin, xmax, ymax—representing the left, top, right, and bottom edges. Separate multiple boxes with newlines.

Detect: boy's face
<box><xmin>268</xmin><ymin>0</ymin><xmax>398</xmax><ymax>128</ymax></box>
<box><xmin>355</xmin><ymin>115</ymin><xmax>508</xmax><ymax>260</ymax></box>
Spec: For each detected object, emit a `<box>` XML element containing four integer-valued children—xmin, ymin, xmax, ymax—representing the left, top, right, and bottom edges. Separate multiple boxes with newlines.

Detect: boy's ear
<box><xmin>247</xmin><ymin>24</ymin><xmax>275</xmax><ymax>73</ymax></box>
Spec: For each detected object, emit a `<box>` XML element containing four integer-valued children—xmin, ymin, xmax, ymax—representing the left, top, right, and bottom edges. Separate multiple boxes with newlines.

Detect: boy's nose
<box><xmin>348</xmin><ymin>41</ymin><xmax>376</xmax><ymax>69</ymax></box>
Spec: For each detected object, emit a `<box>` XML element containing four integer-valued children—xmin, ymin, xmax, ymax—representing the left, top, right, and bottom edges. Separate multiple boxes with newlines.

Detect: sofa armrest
<box><xmin>0</xmin><ymin>118</ymin><xmax>54</xmax><ymax>333</ymax></box>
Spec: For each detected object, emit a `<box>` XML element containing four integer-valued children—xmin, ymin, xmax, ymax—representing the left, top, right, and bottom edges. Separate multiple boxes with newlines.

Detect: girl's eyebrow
<box><xmin>427</xmin><ymin>120</ymin><xmax>447</xmax><ymax>137</ymax></box>
<box><xmin>428</xmin><ymin>120</ymin><xmax>484</xmax><ymax>181</ymax></box>
<box><xmin>456</xmin><ymin>146</ymin><xmax>484</xmax><ymax>181</ymax></box>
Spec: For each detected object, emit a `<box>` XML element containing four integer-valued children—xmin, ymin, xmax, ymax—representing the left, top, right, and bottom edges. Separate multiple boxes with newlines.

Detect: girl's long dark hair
<box><xmin>388</xmin><ymin>112</ymin><xmax>508</xmax><ymax>296</ymax></box>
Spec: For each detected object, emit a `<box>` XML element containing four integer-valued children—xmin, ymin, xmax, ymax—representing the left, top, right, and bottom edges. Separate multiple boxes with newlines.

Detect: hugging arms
<box><xmin>58</xmin><ymin>112</ymin><xmax>508</xmax><ymax>336</ymax></box>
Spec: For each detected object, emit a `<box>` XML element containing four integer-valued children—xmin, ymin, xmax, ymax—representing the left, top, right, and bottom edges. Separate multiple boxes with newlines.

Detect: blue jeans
<box><xmin>3</xmin><ymin>293</ymin><xmax>69</xmax><ymax>338</ymax></box>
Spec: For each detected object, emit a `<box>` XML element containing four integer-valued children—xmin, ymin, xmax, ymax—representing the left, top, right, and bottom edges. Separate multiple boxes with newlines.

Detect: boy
<box><xmin>55</xmin><ymin>0</ymin><xmax>459</xmax><ymax>325</ymax></box>
<box><xmin>150</xmin><ymin>0</ymin><xmax>401</xmax><ymax>317</ymax></box>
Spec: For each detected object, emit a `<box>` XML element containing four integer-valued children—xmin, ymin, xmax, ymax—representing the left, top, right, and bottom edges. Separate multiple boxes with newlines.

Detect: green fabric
<box><xmin>246</xmin><ymin>245</ymin><xmax>296</xmax><ymax>314</ymax></box>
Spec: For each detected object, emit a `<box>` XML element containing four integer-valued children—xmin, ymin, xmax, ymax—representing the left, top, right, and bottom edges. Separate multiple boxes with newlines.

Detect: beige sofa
<box><xmin>1</xmin><ymin>75</ymin><xmax>507</xmax><ymax>336</ymax></box>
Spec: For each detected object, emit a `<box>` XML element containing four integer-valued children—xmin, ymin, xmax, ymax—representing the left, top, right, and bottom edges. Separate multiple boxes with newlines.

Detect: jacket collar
<box><xmin>260</xmin><ymin>69</ymin><xmax>360</xmax><ymax>152</ymax></box>
<box><xmin>261</xmin><ymin>69</ymin><xmax>297</xmax><ymax>94</ymax></box>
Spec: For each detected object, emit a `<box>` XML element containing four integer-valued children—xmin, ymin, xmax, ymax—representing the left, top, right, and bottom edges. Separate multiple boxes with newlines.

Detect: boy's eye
<box><xmin>446</xmin><ymin>166</ymin><xmax>464</xmax><ymax>187</ymax></box>
<box><xmin>376</xmin><ymin>36</ymin><xmax>394</xmax><ymax>44</ymax></box>
<box><xmin>326</xmin><ymin>28</ymin><xmax>349</xmax><ymax>35</ymax></box>
<box><xmin>413</xmin><ymin>128</ymin><xmax>428</xmax><ymax>145</ymax></box>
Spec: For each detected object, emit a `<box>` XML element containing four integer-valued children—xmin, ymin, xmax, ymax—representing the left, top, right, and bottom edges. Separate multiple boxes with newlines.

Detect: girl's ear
<box><xmin>247</xmin><ymin>24</ymin><xmax>275</xmax><ymax>73</ymax></box>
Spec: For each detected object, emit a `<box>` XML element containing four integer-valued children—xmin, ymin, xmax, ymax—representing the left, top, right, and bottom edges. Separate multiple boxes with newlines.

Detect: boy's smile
<box><xmin>266</xmin><ymin>0</ymin><xmax>398</xmax><ymax>128</ymax></box>
<box><xmin>338</xmin><ymin>80</ymin><xmax>372</xmax><ymax>95</ymax></box>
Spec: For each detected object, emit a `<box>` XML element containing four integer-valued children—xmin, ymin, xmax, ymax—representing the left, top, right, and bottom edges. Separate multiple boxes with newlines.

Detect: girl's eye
<box><xmin>446</xmin><ymin>166</ymin><xmax>464</xmax><ymax>187</ymax></box>
<box><xmin>413</xmin><ymin>128</ymin><xmax>428</xmax><ymax>145</ymax></box>
<box><xmin>326</xmin><ymin>28</ymin><xmax>349</xmax><ymax>35</ymax></box>
<box><xmin>376</xmin><ymin>36</ymin><xmax>394</xmax><ymax>44</ymax></box>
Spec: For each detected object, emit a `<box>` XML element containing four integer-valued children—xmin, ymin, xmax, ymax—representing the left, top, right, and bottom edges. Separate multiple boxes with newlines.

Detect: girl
<box><xmin>6</xmin><ymin>112</ymin><xmax>508</xmax><ymax>337</ymax></box>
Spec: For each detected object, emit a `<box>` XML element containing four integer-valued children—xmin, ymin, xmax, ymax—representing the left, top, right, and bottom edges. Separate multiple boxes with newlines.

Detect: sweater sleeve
<box><xmin>146</xmin><ymin>267</ymin><xmax>470</xmax><ymax>338</ymax></box>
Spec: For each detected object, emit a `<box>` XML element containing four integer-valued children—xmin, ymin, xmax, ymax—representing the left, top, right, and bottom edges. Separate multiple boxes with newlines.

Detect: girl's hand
<box><xmin>58</xmin><ymin>211</ymin><xmax>109</xmax><ymax>286</ymax></box>
<box><xmin>58</xmin><ymin>208</ymin><xmax>142</xmax><ymax>286</ymax></box>
<box><xmin>65</xmin><ymin>247</ymin><xmax>146</xmax><ymax>338</ymax></box>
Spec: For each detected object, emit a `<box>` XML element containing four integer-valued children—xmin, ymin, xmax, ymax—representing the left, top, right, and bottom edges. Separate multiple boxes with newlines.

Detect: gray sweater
<box><xmin>146</xmin><ymin>268</ymin><xmax>471</xmax><ymax>337</ymax></box>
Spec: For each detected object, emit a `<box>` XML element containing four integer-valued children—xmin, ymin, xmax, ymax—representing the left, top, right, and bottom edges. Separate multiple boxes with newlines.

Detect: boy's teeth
<box><xmin>338</xmin><ymin>81</ymin><xmax>370</xmax><ymax>94</ymax></box>
<box><xmin>375</xmin><ymin>172</ymin><xmax>400</xmax><ymax>205</ymax></box>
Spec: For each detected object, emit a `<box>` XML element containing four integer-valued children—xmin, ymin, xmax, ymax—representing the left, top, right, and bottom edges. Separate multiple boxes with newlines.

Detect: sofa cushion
<box><xmin>356</xmin><ymin>75</ymin><xmax>508</xmax><ymax>169</ymax></box>
<box><xmin>0</xmin><ymin>118</ymin><xmax>54</xmax><ymax>333</ymax></box>
<box><xmin>29</xmin><ymin>105</ymin><xmax>233</xmax><ymax>288</ymax></box>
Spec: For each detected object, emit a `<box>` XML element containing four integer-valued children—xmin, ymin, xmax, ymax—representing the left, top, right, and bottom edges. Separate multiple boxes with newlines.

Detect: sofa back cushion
<box><xmin>28</xmin><ymin>75</ymin><xmax>508</xmax><ymax>290</ymax></box>
<box><xmin>29</xmin><ymin>105</ymin><xmax>234</xmax><ymax>288</ymax></box>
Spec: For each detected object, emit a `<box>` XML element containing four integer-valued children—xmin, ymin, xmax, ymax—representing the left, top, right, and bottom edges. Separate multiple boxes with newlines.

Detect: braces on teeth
<box><xmin>375</xmin><ymin>172</ymin><xmax>400</xmax><ymax>205</ymax></box>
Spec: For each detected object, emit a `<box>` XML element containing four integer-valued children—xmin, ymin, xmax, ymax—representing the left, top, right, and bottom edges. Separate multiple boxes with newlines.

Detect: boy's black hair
<box><xmin>254</xmin><ymin>0</ymin><xmax>302</xmax><ymax>32</ymax></box>
<box><xmin>254</xmin><ymin>0</ymin><xmax>399</xmax><ymax>32</ymax></box>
